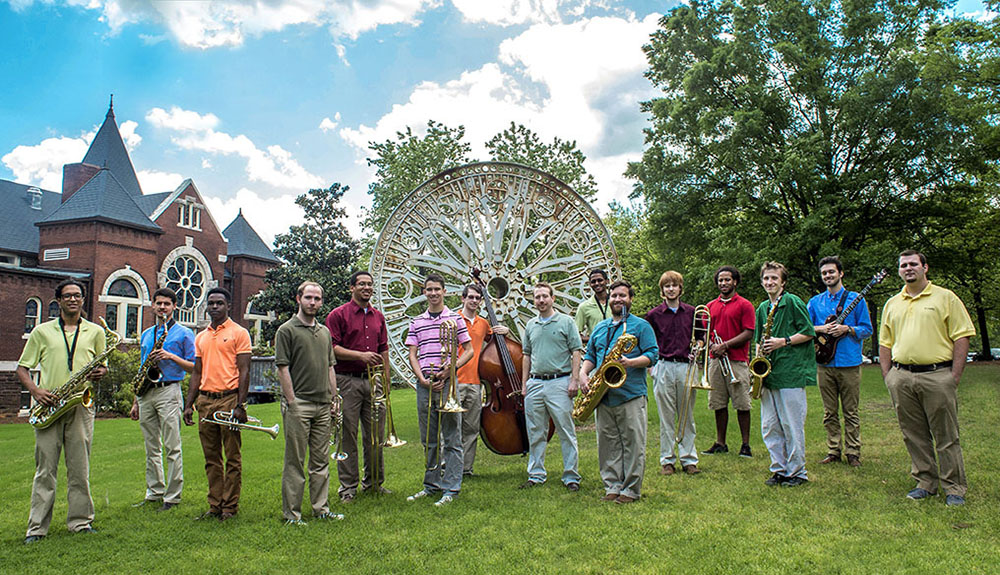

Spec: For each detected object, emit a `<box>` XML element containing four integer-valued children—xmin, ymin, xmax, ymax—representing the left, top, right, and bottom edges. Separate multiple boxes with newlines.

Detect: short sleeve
<box><xmin>235</xmin><ymin>327</ymin><xmax>253</xmax><ymax>354</ymax></box>
<box><xmin>791</xmin><ymin>296</ymin><xmax>815</xmax><ymax>337</ymax></box>
<box><xmin>326</xmin><ymin>309</ymin><xmax>343</xmax><ymax>348</ymax></box>
<box><xmin>947</xmin><ymin>293</ymin><xmax>976</xmax><ymax>341</ymax></box>
<box><xmin>566</xmin><ymin>316</ymin><xmax>583</xmax><ymax>351</ymax></box>
<box><xmin>404</xmin><ymin>321</ymin><xmax>418</xmax><ymax>347</ymax></box>
<box><xmin>194</xmin><ymin>333</ymin><xmax>204</xmax><ymax>359</ymax></box>
<box><xmin>522</xmin><ymin>322</ymin><xmax>533</xmax><ymax>356</ymax></box>
<box><xmin>878</xmin><ymin>304</ymin><xmax>894</xmax><ymax>348</ymax></box>
<box><xmin>455</xmin><ymin>316</ymin><xmax>471</xmax><ymax>344</ymax></box>
<box><xmin>274</xmin><ymin>325</ymin><xmax>292</xmax><ymax>367</ymax></box>
<box><xmin>182</xmin><ymin>330</ymin><xmax>197</xmax><ymax>362</ymax></box>
<box><xmin>18</xmin><ymin>329</ymin><xmax>44</xmax><ymax>369</ymax></box>
<box><xmin>377</xmin><ymin>313</ymin><xmax>389</xmax><ymax>353</ymax></box>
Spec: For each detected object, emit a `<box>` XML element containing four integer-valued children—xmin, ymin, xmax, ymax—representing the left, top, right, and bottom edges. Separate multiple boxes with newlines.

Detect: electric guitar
<box><xmin>814</xmin><ymin>268</ymin><xmax>888</xmax><ymax>365</ymax></box>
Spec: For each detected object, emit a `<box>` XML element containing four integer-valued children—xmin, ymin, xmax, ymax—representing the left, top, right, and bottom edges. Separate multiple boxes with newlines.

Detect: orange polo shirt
<box><xmin>195</xmin><ymin>318</ymin><xmax>252</xmax><ymax>392</ymax></box>
<box><xmin>457</xmin><ymin>314</ymin><xmax>492</xmax><ymax>384</ymax></box>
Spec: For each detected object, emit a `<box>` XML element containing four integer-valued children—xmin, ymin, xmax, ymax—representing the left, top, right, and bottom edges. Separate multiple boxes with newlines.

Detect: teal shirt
<box><xmin>523</xmin><ymin>312</ymin><xmax>583</xmax><ymax>375</ymax></box>
<box><xmin>584</xmin><ymin>314</ymin><xmax>658</xmax><ymax>407</ymax></box>
<box><xmin>754</xmin><ymin>293</ymin><xmax>817</xmax><ymax>389</ymax></box>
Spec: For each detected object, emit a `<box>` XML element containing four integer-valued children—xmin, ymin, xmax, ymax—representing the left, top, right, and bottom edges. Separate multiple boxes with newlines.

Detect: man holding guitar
<box><xmin>807</xmin><ymin>257</ymin><xmax>878</xmax><ymax>467</ymax></box>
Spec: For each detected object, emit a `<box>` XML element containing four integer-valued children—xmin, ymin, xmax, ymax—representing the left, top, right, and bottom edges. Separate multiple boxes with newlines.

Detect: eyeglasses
<box><xmin>464</xmin><ymin>295</ymin><xmax>482</xmax><ymax>300</ymax></box>
<box><xmin>61</xmin><ymin>293</ymin><xmax>84</xmax><ymax>300</ymax></box>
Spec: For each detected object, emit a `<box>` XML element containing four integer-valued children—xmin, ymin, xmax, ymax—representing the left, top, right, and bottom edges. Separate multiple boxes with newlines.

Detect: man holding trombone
<box><xmin>405</xmin><ymin>274</ymin><xmax>473</xmax><ymax>507</ymax></box>
<box><xmin>275</xmin><ymin>281</ymin><xmax>342</xmax><ymax>525</ymax></box>
<box><xmin>646</xmin><ymin>271</ymin><xmax>702</xmax><ymax>476</ymax></box>
<box><xmin>326</xmin><ymin>270</ymin><xmax>391</xmax><ymax>503</ymax></box>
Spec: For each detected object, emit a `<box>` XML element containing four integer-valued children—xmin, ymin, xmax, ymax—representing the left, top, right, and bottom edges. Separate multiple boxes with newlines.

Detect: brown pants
<box><xmin>817</xmin><ymin>365</ymin><xmax>861</xmax><ymax>457</ymax></box>
<box><xmin>196</xmin><ymin>393</ymin><xmax>242</xmax><ymax>514</ymax></box>
<box><xmin>885</xmin><ymin>367</ymin><xmax>967</xmax><ymax>497</ymax></box>
<box><xmin>336</xmin><ymin>374</ymin><xmax>385</xmax><ymax>497</ymax></box>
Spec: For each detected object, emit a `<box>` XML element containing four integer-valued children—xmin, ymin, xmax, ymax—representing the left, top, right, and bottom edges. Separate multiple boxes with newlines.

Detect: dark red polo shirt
<box><xmin>705</xmin><ymin>293</ymin><xmax>756</xmax><ymax>363</ymax></box>
<box><xmin>325</xmin><ymin>300</ymin><xmax>389</xmax><ymax>375</ymax></box>
<box><xmin>645</xmin><ymin>301</ymin><xmax>695</xmax><ymax>361</ymax></box>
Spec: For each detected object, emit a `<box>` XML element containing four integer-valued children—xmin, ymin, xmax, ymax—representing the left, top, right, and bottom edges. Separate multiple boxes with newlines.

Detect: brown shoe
<box><xmin>219</xmin><ymin>511</ymin><xmax>236</xmax><ymax>522</ymax></box>
<box><xmin>518</xmin><ymin>480</ymin><xmax>542</xmax><ymax>489</ymax></box>
<box><xmin>340</xmin><ymin>493</ymin><xmax>355</xmax><ymax>504</ymax></box>
<box><xmin>820</xmin><ymin>454</ymin><xmax>841</xmax><ymax>464</ymax></box>
<box><xmin>602</xmin><ymin>493</ymin><xmax>620</xmax><ymax>501</ymax></box>
<box><xmin>660</xmin><ymin>463</ymin><xmax>675</xmax><ymax>476</ymax></box>
<box><xmin>615</xmin><ymin>495</ymin><xmax>637</xmax><ymax>505</ymax></box>
<box><xmin>683</xmin><ymin>465</ymin><xmax>701</xmax><ymax>475</ymax></box>
<box><xmin>846</xmin><ymin>454</ymin><xmax>861</xmax><ymax>467</ymax></box>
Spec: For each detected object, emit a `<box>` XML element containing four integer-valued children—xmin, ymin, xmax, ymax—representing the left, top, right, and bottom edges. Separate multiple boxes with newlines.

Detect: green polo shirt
<box><xmin>754</xmin><ymin>293</ymin><xmax>816</xmax><ymax>390</ymax></box>
<box><xmin>18</xmin><ymin>318</ymin><xmax>108</xmax><ymax>390</ymax></box>
<box><xmin>275</xmin><ymin>315</ymin><xmax>336</xmax><ymax>404</ymax></box>
<box><xmin>575</xmin><ymin>295</ymin><xmax>610</xmax><ymax>339</ymax></box>
<box><xmin>523</xmin><ymin>312</ymin><xmax>583</xmax><ymax>376</ymax></box>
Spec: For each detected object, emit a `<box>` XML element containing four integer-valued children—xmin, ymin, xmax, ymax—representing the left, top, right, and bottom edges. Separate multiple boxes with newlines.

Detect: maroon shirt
<box><xmin>646</xmin><ymin>301</ymin><xmax>695</xmax><ymax>361</ymax></box>
<box><xmin>325</xmin><ymin>300</ymin><xmax>389</xmax><ymax>375</ymax></box>
<box><xmin>705</xmin><ymin>293</ymin><xmax>756</xmax><ymax>363</ymax></box>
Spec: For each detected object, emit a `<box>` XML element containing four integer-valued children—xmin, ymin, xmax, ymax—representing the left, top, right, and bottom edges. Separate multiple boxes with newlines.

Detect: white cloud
<box><xmin>339</xmin><ymin>13</ymin><xmax>661</xmax><ymax>209</ymax></box>
<box><xmin>201</xmin><ymin>158</ymin><xmax>213</xmax><ymax>169</ymax></box>
<box><xmin>319</xmin><ymin>113</ymin><xmax>342</xmax><ymax>132</ymax></box>
<box><xmin>450</xmin><ymin>0</ymin><xmax>560</xmax><ymax>26</ymax></box>
<box><xmin>1</xmin><ymin>130</ymin><xmax>95</xmax><ymax>191</ymax></box>
<box><xmin>146</xmin><ymin>106</ymin><xmax>323</xmax><ymax>190</ymax></box>
<box><xmin>136</xmin><ymin>169</ymin><xmax>184</xmax><ymax>193</ymax></box>
<box><xmin>118</xmin><ymin>120</ymin><xmax>142</xmax><ymax>150</ymax></box>
<box><xmin>16</xmin><ymin>0</ymin><xmax>437</xmax><ymax>49</ymax></box>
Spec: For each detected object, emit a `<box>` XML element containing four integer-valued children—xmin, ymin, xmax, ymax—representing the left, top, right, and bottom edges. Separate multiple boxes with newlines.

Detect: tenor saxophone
<box><xmin>749</xmin><ymin>293</ymin><xmax>783</xmax><ymax>400</ymax></box>
<box><xmin>29</xmin><ymin>317</ymin><xmax>120</xmax><ymax>429</ymax></box>
<box><xmin>572</xmin><ymin>316</ymin><xmax>638</xmax><ymax>423</ymax></box>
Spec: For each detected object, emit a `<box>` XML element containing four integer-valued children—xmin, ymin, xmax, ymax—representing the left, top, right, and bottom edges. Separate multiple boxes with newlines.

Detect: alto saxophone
<box><xmin>30</xmin><ymin>317</ymin><xmax>120</xmax><ymax>429</ymax></box>
<box><xmin>749</xmin><ymin>293</ymin><xmax>783</xmax><ymax>400</ymax></box>
<box><xmin>573</xmin><ymin>315</ymin><xmax>638</xmax><ymax>423</ymax></box>
<box><xmin>132</xmin><ymin>320</ymin><xmax>170</xmax><ymax>397</ymax></box>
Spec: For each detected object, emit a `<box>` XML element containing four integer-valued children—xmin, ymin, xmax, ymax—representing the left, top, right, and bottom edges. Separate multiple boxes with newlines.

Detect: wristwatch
<box><xmin>784</xmin><ymin>336</ymin><xmax>791</xmax><ymax>346</ymax></box>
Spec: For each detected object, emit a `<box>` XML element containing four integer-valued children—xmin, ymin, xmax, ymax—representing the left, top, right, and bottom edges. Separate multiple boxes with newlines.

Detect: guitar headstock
<box><xmin>873</xmin><ymin>268</ymin><xmax>889</xmax><ymax>283</ymax></box>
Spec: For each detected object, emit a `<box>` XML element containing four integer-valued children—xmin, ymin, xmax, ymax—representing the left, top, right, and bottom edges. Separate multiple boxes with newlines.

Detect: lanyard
<box><xmin>603</xmin><ymin>316</ymin><xmax>625</xmax><ymax>359</ymax></box>
<box><xmin>59</xmin><ymin>316</ymin><xmax>81</xmax><ymax>372</ymax></box>
<box><xmin>595</xmin><ymin>296</ymin><xmax>609</xmax><ymax>320</ymax></box>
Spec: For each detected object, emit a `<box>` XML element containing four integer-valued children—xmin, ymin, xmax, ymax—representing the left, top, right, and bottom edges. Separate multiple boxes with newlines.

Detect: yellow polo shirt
<box><xmin>18</xmin><ymin>318</ymin><xmax>108</xmax><ymax>390</ymax></box>
<box><xmin>879</xmin><ymin>282</ymin><xmax>974</xmax><ymax>364</ymax></box>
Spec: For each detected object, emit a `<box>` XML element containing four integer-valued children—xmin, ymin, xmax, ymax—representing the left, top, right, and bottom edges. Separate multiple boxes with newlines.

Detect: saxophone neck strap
<box><xmin>59</xmin><ymin>316</ymin><xmax>82</xmax><ymax>372</ymax></box>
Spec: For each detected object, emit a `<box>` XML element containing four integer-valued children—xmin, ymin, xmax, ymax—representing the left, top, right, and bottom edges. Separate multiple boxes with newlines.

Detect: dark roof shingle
<box><xmin>39</xmin><ymin>169</ymin><xmax>162</xmax><ymax>233</ymax></box>
<box><xmin>82</xmin><ymin>104</ymin><xmax>143</xmax><ymax>197</ymax></box>
<box><xmin>0</xmin><ymin>180</ymin><xmax>62</xmax><ymax>254</ymax></box>
<box><xmin>223</xmin><ymin>211</ymin><xmax>278</xmax><ymax>263</ymax></box>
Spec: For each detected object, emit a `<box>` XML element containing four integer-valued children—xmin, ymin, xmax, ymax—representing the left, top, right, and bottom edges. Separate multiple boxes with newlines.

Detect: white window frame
<box><xmin>176</xmin><ymin>196</ymin><xmax>204</xmax><ymax>231</ymax></box>
<box><xmin>24</xmin><ymin>297</ymin><xmax>42</xmax><ymax>338</ymax></box>
<box><xmin>98</xmin><ymin>266</ymin><xmax>151</xmax><ymax>343</ymax></box>
<box><xmin>244</xmin><ymin>293</ymin><xmax>275</xmax><ymax>348</ymax></box>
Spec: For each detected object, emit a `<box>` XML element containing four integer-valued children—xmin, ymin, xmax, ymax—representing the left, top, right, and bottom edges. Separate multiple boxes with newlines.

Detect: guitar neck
<box><xmin>833</xmin><ymin>272</ymin><xmax>886</xmax><ymax>324</ymax></box>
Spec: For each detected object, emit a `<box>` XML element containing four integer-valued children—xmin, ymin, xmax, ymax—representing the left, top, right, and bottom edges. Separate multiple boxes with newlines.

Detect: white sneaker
<box><xmin>434</xmin><ymin>495</ymin><xmax>453</xmax><ymax>507</ymax></box>
<box><xmin>406</xmin><ymin>490</ymin><xmax>430</xmax><ymax>502</ymax></box>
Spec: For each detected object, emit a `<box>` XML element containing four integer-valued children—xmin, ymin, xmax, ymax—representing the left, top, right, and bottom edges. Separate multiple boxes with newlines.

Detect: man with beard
<box><xmin>703</xmin><ymin>266</ymin><xmax>757</xmax><ymax>458</ymax></box>
<box><xmin>326</xmin><ymin>271</ymin><xmax>390</xmax><ymax>503</ymax></box>
<box><xmin>276</xmin><ymin>281</ymin><xmax>342</xmax><ymax>524</ymax></box>
<box><xmin>581</xmin><ymin>281</ymin><xmax>658</xmax><ymax>504</ymax></box>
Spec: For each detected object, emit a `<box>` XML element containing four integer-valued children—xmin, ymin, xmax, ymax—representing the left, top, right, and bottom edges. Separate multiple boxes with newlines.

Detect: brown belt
<box><xmin>199</xmin><ymin>388</ymin><xmax>238</xmax><ymax>399</ymax></box>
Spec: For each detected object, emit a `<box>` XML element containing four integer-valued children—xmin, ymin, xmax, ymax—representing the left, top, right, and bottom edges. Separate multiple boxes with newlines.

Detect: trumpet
<box><xmin>330</xmin><ymin>398</ymin><xmax>348</xmax><ymax>461</ymax></box>
<box><xmin>676</xmin><ymin>305</ymin><xmax>712</xmax><ymax>444</ymax></box>
<box><xmin>201</xmin><ymin>410</ymin><xmax>279</xmax><ymax>439</ymax></box>
<box><xmin>712</xmin><ymin>330</ymin><xmax>738</xmax><ymax>385</ymax></box>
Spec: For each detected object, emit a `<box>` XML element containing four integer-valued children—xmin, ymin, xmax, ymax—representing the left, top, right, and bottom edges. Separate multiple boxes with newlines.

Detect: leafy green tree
<box><xmin>258</xmin><ymin>183</ymin><xmax>359</xmax><ymax>340</ymax></box>
<box><xmin>486</xmin><ymin>122</ymin><xmax>598</xmax><ymax>200</ymax></box>
<box><xmin>627</xmin><ymin>0</ymin><xmax>980</xmax><ymax>299</ymax></box>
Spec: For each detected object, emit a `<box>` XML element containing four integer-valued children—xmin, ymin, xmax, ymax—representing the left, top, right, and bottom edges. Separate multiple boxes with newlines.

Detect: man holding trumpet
<box><xmin>275</xmin><ymin>281</ymin><xmax>342</xmax><ymax>525</ymax></box>
<box><xmin>405</xmin><ymin>274</ymin><xmax>473</xmax><ymax>507</ymax></box>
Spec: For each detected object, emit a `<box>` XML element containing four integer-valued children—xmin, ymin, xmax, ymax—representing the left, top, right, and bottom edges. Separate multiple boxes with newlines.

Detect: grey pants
<box><xmin>459</xmin><ymin>384</ymin><xmax>483</xmax><ymax>474</ymax></box>
<box><xmin>596</xmin><ymin>396</ymin><xmax>647</xmax><ymax>499</ymax></box>
<box><xmin>417</xmin><ymin>385</ymin><xmax>463</xmax><ymax>496</ymax></box>
<box><xmin>281</xmin><ymin>399</ymin><xmax>332</xmax><ymax>520</ymax></box>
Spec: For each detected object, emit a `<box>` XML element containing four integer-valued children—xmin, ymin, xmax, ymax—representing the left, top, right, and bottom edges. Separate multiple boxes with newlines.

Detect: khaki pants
<box><xmin>336</xmin><ymin>374</ymin><xmax>385</xmax><ymax>497</ymax></box>
<box><xmin>27</xmin><ymin>404</ymin><xmax>95</xmax><ymax>537</ymax></box>
<box><xmin>595</xmin><ymin>396</ymin><xmax>647</xmax><ymax>499</ymax></box>
<box><xmin>281</xmin><ymin>399</ymin><xmax>332</xmax><ymax>520</ymax></box>
<box><xmin>459</xmin><ymin>384</ymin><xmax>483</xmax><ymax>474</ymax></box>
<box><xmin>138</xmin><ymin>383</ymin><xmax>184</xmax><ymax>503</ymax></box>
<box><xmin>817</xmin><ymin>366</ymin><xmax>861</xmax><ymax>458</ymax></box>
<box><xmin>885</xmin><ymin>367</ymin><xmax>967</xmax><ymax>497</ymax></box>
<box><xmin>196</xmin><ymin>393</ymin><xmax>242</xmax><ymax>514</ymax></box>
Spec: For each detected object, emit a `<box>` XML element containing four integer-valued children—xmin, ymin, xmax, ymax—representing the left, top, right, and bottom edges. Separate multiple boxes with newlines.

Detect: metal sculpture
<box><xmin>370</xmin><ymin>162</ymin><xmax>620</xmax><ymax>386</ymax></box>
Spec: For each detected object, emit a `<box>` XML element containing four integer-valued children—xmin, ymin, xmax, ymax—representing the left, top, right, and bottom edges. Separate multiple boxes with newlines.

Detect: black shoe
<box><xmin>781</xmin><ymin>476</ymin><xmax>808</xmax><ymax>487</ymax></box>
<box><xmin>565</xmin><ymin>482</ymin><xmax>580</xmax><ymax>492</ymax></box>
<box><xmin>702</xmin><ymin>443</ymin><xmax>729</xmax><ymax>455</ymax></box>
<box><xmin>738</xmin><ymin>444</ymin><xmax>752</xmax><ymax>458</ymax></box>
<box><xmin>132</xmin><ymin>498</ymin><xmax>161</xmax><ymax>508</ymax></box>
<box><xmin>764</xmin><ymin>473</ymin><xmax>786</xmax><ymax>486</ymax></box>
<box><xmin>195</xmin><ymin>510</ymin><xmax>221</xmax><ymax>521</ymax></box>
<box><xmin>24</xmin><ymin>535</ymin><xmax>44</xmax><ymax>544</ymax></box>
<box><xmin>157</xmin><ymin>502</ymin><xmax>177</xmax><ymax>512</ymax></box>
<box><xmin>518</xmin><ymin>480</ymin><xmax>542</xmax><ymax>489</ymax></box>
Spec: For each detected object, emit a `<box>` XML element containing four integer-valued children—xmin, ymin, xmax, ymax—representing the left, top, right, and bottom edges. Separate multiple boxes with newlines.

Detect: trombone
<box><xmin>330</xmin><ymin>399</ymin><xmax>349</xmax><ymax>461</ymax></box>
<box><xmin>676</xmin><ymin>305</ymin><xmax>712</xmax><ymax>444</ymax></box>
<box><xmin>424</xmin><ymin>320</ymin><xmax>465</xmax><ymax>470</ymax></box>
<box><xmin>202</xmin><ymin>410</ymin><xmax>279</xmax><ymax>439</ymax></box>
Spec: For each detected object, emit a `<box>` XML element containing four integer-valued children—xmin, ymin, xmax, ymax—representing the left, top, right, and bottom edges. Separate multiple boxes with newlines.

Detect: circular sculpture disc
<box><xmin>370</xmin><ymin>162</ymin><xmax>621</xmax><ymax>386</ymax></box>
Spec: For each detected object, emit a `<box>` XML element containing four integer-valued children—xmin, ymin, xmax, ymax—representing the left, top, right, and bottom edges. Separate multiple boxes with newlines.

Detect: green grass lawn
<box><xmin>2</xmin><ymin>365</ymin><xmax>998</xmax><ymax>574</ymax></box>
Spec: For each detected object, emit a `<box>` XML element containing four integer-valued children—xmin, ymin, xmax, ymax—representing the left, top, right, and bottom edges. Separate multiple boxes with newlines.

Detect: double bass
<box><xmin>472</xmin><ymin>269</ymin><xmax>553</xmax><ymax>455</ymax></box>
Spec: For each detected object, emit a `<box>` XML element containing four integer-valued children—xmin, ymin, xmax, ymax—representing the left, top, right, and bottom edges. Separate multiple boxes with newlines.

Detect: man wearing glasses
<box><xmin>575</xmin><ymin>268</ymin><xmax>611</xmax><ymax>345</ymax></box>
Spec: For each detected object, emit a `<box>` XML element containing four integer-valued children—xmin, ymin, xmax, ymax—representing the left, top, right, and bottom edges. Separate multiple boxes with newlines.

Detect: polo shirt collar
<box><xmin>417</xmin><ymin>306</ymin><xmax>453</xmax><ymax>320</ymax></box>
<box><xmin>206</xmin><ymin>317</ymin><xmax>234</xmax><ymax>332</ymax></box>
<box><xmin>900</xmin><ymin>281</ymin><xmax>934</xmax><ymax>300</ymax></box>
<box><xmin>289</xmin><ymin>315</ymin><xmax>319</xmax><ymax>328</ymax></box>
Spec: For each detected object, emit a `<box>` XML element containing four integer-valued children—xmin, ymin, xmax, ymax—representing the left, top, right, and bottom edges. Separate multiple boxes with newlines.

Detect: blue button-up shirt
<box><xmin>584</xmin><ymin>313</ymin><xmax>658</xmax><ymax>407</ymax></box>
<box><xmin>139</xmin><ymin>320</ymin><xmax>196</xmax><ymax>382</ymax></box>
<box><xmin>807</xmin><ymin>287</ymin><xmax>873</xmax><ymax>367</ymax></box>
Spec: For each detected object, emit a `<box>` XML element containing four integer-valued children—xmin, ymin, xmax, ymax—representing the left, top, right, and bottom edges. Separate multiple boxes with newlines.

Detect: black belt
<box><xmin>147</xmin><ymin>380</ymin><xmax>181</xmax><ymax>390</ymax></box>
<box><xmin>893</xmin><ymin>361</ymin><xmax>953</xmax><ymax>373</ymax></box>
<box><xmin>530</xmin><ymin>372</ymin><xmax>571</xmax><ymax>381</ymax></box>
<box><xmin>343</xmin><ymin>371</ymin><xmax>369</xmax><ymax>379</ymax></box>
<box><xmin>659</xmin><ymin>356</ymin><xmax>689</xmax><ymax>363</ymax></box>
<box><xmin>200</xmin><ymin>388</ymin><xmax>238</xmax><ymax>399</ymax></box>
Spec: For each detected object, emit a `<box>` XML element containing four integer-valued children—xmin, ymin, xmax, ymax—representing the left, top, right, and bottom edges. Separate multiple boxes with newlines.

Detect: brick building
<box><xmin>0</xmin><ymin>100</ymin><xmax>278</xmax><ymax>417</ymax></box>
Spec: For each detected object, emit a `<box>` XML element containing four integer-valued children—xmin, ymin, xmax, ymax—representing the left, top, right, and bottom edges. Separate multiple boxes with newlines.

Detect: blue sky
<box><xmin>0</xmin><ymin>0</ymin><xmax>991</xmax><ymax>245</ymax></box>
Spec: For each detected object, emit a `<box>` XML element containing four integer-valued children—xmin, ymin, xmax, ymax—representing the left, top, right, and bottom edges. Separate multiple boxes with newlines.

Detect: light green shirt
<box><xmin>575</xmin><ymin>295</ymin><xmax>610</xmax><ymax>340</ymax></box>
<box><xmin>18</xmin><ymin>318</ymin><xmax>108</xmax><ymax>390</ymax></box>
<box><xmin>523</xmin><ymin>312</ymin><xmax>583</xmax><ymax>375</ymax></box>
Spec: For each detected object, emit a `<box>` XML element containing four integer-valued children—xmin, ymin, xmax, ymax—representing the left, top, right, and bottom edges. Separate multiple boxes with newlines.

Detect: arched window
<box><xmin>165</xmin><ymin>255</ymin><xmax>206</xmax><ymax>324</ymax></box>
<box><xmin>104</xmin><ymin>278</ymin><xmax>142</xmax><ymax>340</ymax></box>
<box><xmin>24</xmin><ymin>298</ymin><xmax>41</xmax><ymax>334</ymax></box>
<box><xmin>245</xmin><ymin>294</ymin><xmax>274</xmax><ymax>348</ymax></box>
<box><xmin>47</xmin><ymin>300</ymin><xmax>60</xmax><ymax>320</ymax></box>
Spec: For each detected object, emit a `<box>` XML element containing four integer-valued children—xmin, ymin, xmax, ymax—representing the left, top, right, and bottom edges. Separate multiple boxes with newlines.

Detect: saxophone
<box><xmin>749</xmin><ymin>293</ymin><xmax>783</xmax><ymax>400</ymax></box>
<box><xmin>572</xmin><ymin>315</ymin><xmax>638</xmax><ymax>423</ymax></box>
<box><xmin>29</xmin><ymin>317</ymin><xmax>120</xmax><ymax>429</ymax></box>
<box><xmin>132</xmin><ymin>320</ymin><xmax>170</xmax><ymax>397</ymax></box>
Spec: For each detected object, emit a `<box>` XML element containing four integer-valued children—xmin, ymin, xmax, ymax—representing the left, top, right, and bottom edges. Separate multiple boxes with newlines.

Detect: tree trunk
<box><xmin>972</xmin><ymin>289</ymin><xmax>991</xmax><ymax>359</ymax></box>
